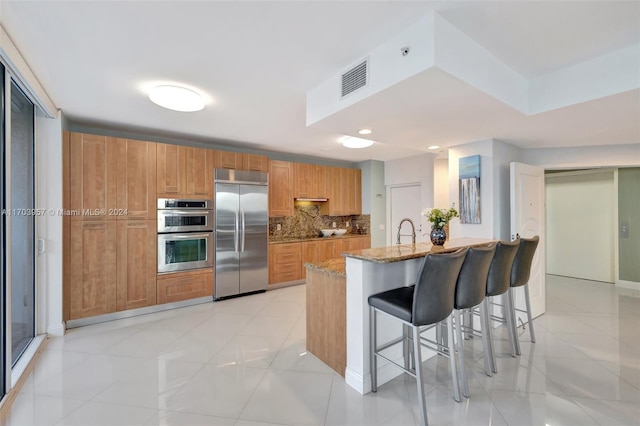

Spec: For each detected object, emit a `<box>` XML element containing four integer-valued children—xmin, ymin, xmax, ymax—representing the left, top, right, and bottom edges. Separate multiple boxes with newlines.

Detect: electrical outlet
<box><xmin>346</xmin><ymin>221</ymin><xmax>350</xmax><ymax>227</ymax></box>
<box><xmin>276</xmin><ymin>223</ymin><xmax>282</xmax><ymax>231</ymax></box>
<box><xmin>379</xmin><ymin>224</ymin><xmax>385</xmax><ymax>231</ymax></box>
<box><xmin>332</xmin><ymin>222</ymin><xmax>336</xmax><ymax>228</ymax></box>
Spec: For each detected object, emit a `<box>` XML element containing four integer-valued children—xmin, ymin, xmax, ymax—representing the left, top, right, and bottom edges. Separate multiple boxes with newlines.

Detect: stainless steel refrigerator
<box><xmin>214</xmin><ymin>169</ymin><xmax>269</xmax><ymax>299</ymax></box>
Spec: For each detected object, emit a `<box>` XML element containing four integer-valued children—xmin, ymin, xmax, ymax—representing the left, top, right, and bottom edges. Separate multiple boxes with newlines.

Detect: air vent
<box><xmin>341</xmin><ymin>59</ymin><xmax>368</xmax><ymax>97</ymax></box>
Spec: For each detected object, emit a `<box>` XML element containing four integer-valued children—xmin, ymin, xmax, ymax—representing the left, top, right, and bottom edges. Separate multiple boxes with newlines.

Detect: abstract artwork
<box><xmin>459</xmin><ymin>155</ymin><xmax>481</xmax><ymax>224</ymax></box>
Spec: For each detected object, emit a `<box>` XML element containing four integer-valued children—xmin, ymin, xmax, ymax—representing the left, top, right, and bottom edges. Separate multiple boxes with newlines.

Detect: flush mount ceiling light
<box><xmin>358</xmin><ymin>128</ymin><xmax>372</xmax><ymax>135</ymax></box>
<box><xmin>148</xmin><ymin>85</ymin><xmax>205</xmax><ymax>112</ymax></box>
<box><xmin>428</xmin><ymin>145</ymin><xmax>440</xmax><ymax>150</ymax></box>
<box><xmin>339</xmin><ymin>136</ymin><xmax>374</xmax><ymax>149</ymax></box>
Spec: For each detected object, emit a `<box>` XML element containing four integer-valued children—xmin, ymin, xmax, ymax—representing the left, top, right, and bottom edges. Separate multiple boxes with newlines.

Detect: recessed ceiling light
<box><xmin>339</xmin><ymin>136</ymin><xmax>374</xmax><ymax>149</ymax></box>
<box><xmin>428</xmin><ymin>145</ymin><xmax>440</xmax><ymax>150</ymax></box>
<box><xmin>148</xmin><ymin>85</ymin><xmax>205</xmax><ymax>112</ymax></box>
<box><xmin>358</xmin><ymin>129</ymin><xmax>372</xmax><ymax>135</ymax></box>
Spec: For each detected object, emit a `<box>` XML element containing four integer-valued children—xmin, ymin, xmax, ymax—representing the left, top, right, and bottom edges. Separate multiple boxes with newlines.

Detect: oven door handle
<box><xmin>164</xmin><ymin>233</ymin><xmax>211</xmax><ymax>240</ymax></box>
<box><xmin>241</xmin><ymin>209</ymin><xmax>246</xmax><ymax>252</ymax></box>
<box><xmin>234</xmin><ymin>209</ymin><xmax>240</xmax><ymax>252</ymax></box>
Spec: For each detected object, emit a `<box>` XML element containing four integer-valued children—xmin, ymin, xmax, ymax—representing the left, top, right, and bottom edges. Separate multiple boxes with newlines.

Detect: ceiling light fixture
<box><xmin>339</xmin><ymin>136</ymin><xmax>374</xmax><ymax>149</ymax></box>
<box><xmin>148</xmin><ymin>85</ymin><xmax>205</xmax><ymax>112</ymax></box>
<box><xmin>358</xmin><ymin>129</ymin><xmax>372</xmax><ymax>135</ymax></box>
<box><xmin>428</xmin><ymin>145</ymin><xmax>440</xmax><ymax>150</ymax></box>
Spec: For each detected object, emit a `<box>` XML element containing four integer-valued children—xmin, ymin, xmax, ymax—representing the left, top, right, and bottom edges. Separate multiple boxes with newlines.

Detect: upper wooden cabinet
<box><xmin>311</xmin><ymin>164</ymin><xmax>327</xmax><ymax>199</ymax></box>
<box><xmin>214</xmin><ymin>150</ymin><xmax>243</xmax><ymax>170</ymax></box>
<box><xmin>68</xmin><ymin>132</ymin><xmax>118</xmax><ymax>220</ymax></box>
<box><xmin>326</xmin><ymin>166</ymin><xmax>344</xmax><ymax>215</ymax></box>
<box><xmin>157</xmin><ymin>143</ymin><xmax>213</xmax><ymax>198</ymax></box>
<box><xmin>294</xmin><ymin>163</ymin><xmax>312</xmax><ymax>198</ymax></box>
<box><xmin>269</xmin><ymin>160</ymin><xmax>294</xmax><ymax>216</ymax></box>
<box><xmin>341</xmin><ymin>168</ymin><xmax>362</xmax><ymax>215</ymax></box>
<box><xmin>243</xmin><ymin>154</ymin><xmax>269</xmax><ymax>172</ymax></box>
<box><xmin>116</xmin><ymin>139</ymin><xmax>156</xmax><ymax>219</ymax></box>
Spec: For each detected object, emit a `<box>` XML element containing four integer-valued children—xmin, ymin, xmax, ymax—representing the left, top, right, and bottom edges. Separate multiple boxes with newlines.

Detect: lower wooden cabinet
<box><xmin>116</xmin><ymin>220</ymin><xmax>157</xmax><ymax>311</ymax></box>
<box><xmin>157</xmin><ymin>269</ymin><xmax>214</xmax><ymax>304</ymax></box>
<box><xmin>302</xmin><ymin>239</ymin><xmax>334</xmax><ymax>278</ymax></box>
<box><xmin>269</xmin><ymin>242</ymin><xmax>302</xmax><ymax>284</ymax></box>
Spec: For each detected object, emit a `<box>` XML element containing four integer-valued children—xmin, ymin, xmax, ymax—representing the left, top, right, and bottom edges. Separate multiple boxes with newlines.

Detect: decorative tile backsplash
<box><xmin>269</xmin><ymin>204</ymin><xmax>370</xmax><ymax>238</ymax></box>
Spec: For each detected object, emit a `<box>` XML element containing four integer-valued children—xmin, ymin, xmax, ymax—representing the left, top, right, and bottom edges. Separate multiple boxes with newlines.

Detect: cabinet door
<box><xmin>354</xmin><ymin>169</ymin><xmax>362</xmax><ymax>215</ymax></box>
<box><xmin>341</xmin><ymin>168</ymin><xmax>357</xmax><ymax>215</ymax></box>
<box><xmin>243</xmin><ymin>154</ymin><xmax>269</xmax><ymax>172</ymax></box>
<box><xmin>327</xmin><ymin>167</ymin><xmax>343</xmax><ymax>215</ymax></box>
<box><xmin>186</xmin><ymin>147</ymin><xmax>214</xmax><ymax>197</ymax></box>
<box><xmin>294</xmin><ymin>163</ymin><xmax>311</xmax><ymax>198</ymax></box>
<box><xmin>69</xmin><ymin>132</ymin><xmax>118</xmax><ymax>220</ymax></box>
<box><xmin>350</xmin><ymin>236</ymin><xmax>371</xmax><ymax>251</ymax></box>
<box><xmin>215</xmin><ymin>150</ymin><xmax>243</xmax><ymax>170</ymax></box>
<box><xmin>269</xmin><ymin>242</ymin><xmax>302</xmax><ymax>284</ymax></box>
<box><xmin>311</xmin><ymin>165</ymin><xmax>327</xmax><ymax>198</ymax></box>
<box><xmin>157</xmin><ymin>143</ymin><xmax>187</xmax><ymax>196</ymax></box>
<box><xmin>116</xmin><ymin>139</ymin><xmax>156</xmax><ymax>219</ymax></box>
<box><xmin>157</xmin><ymin>269</ymin><xmax>213</xmax><ymax>304</ymax></box>
<box><xmin>332</xmin><ymin>238</ymin><xmax>352</xmax><ymax>259</ymax></box>
<box><xmin>69</xmin><ymin>220</ymin><xmax>117</xmax><ymax>319</ymax></box>
<box><xmin>116</xmin><ymin>220</ymin><xmax>157</xmax><ymax>311</ymax></box>
<box><xmin>269</xmin><ymin>160</ymin><xmax>294</xmax><ymax>216</ymax></box>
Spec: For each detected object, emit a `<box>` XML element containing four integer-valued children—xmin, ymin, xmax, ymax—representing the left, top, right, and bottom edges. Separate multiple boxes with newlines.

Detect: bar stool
<box><xmin>369</xmin><ymin>248</ymin><xmax>467</xmax><ymax>426</ymax></box>
<box><xmin>484</xmin><ymin>239</ymin><xmax>520</xmax><ymax>371</ymax></box>
<box><xmin>508</xmin><ymin>235</ymin><xmax>540</xmax><ymax>355</ymax></box>
<box><xmin>451</xmin><ymin>244</ymin><xmax>496</xmax><ymax>398</ymax></box>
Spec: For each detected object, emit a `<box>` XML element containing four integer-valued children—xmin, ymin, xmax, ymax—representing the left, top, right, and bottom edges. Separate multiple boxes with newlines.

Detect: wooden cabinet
<box><xmin>69</xmin><ymin>220</ymin><xmax>118</xmax><ymax>319</ymax></box>
<box><xmin>349</xmin><ymin>236</ymin><xmax>371</xmax><ymax>251</ymax></box>
<box><xmin>157</xmin><ymin>269</ymin><xmax>213</xmax><ymax>304</ymax></box>
<box><xmin>157</xmin><ymin>143</ymin><xmax>213</xmax><ymax>198</ymax></box>
<box><xmin>186</xmin><ymin>147</ymin><xmax>214</xmax><ymax>197</ymax></box>
<box><xmin>302</xmin><ymin>239</ymin><xmax>334</xmax><ymax>278</ymax></box>
<box><xmin>294</xmin><ymin>163</ymin><xmax>312</xmax><ymax>198</ymax></box>
<box><xmin>156</xmin><ymin>143</ymin><xmax>187</xmax><ymax>196</ymax></box>
<box><xmin>269</xmin><ymin>160</ymin><xmax>294</xmax><ymax>216</ymax></box>
<box><xmin>215</xmin><ymin>150</ymin><xmax>243</xmax><ymax>170</ymax></box>
<box><xmin>340</xmin><ymin>168</ymin><xmax>362</xmax><ymax>215</ymax></box>
<box><xmin>116</xmin><ymin>139</ymin><xmax>156</xmax><ymax>219</ymax></box>
<box><xmin>116</xmin><ymin>220</ymin><xmax>157</xmax><ymax>311</ymax></box>
<box><xmin>311</xmin><ymin>165</ymin><xmax>327</xmax><ymax>198</ymax></box>
<box><xmin>243</xmin><ymin>154</ymin><xmax>269</xmax><ymax>172</ymax></box>
<box><xmin>69</xmin><ymin>132</ymin><xmax>118</xmax><ymax>220</ymax></box>
<box><xmin>269</xmin><ymin>242</ymin><xmax>303</xmax><ymax>284</ymax></box>
<box><xmin>326</xmin><ymin>167</ymin><xmax>344</xmax><ymax>215</ymax></box>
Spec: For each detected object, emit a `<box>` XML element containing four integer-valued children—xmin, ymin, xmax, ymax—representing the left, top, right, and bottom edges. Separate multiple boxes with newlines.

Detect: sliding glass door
<box><xmin>0</xmin><ymin>62</ymin><xmax>6</xmax><ymax>401</ymax></box>
<box><xmin>9</xmin><ymin>81</ymin><xmax>36</xmax><ymax>365</ymax></box>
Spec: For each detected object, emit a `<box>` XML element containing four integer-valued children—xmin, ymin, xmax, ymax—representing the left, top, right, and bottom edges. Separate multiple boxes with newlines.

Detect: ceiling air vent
<box><xmin>341</xmin><ymin>59</ymin><xmax>368</xmax><ymax>98</ymax></box>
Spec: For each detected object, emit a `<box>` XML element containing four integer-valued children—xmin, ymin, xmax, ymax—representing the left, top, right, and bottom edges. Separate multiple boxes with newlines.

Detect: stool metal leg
<box><xmin>453</xmin><ymin>310</ymin><xmax>469</xmax><ymax>398</ymax></box>
<box><xmin>403</xmin><ymin>324</ymin><xmax>411</xmax><ymax>370</ymax></box>
<box><xmin>482</xmin><ymin>298</ymin><xmax>498</xmax><ymax>373</ymax></box>
<box><xmin>503</xmin><ymin>293</ymin><xmax>517</xmax><ymax>358</ymax></box>
<box><xmin>478</xmin><ymin>300</ymin><xmax>493</xmax><ymax>377</ymax></box>
<box><xmin>508</xmin><ymin>288</ymin><xmax>522</xmax><ymax>355</ymax></box>
<box><xmin>446</xmin><ymin>315</ymin><xmax>461</xmax><ymax>402</ymax></box>
<box><xmin>412</xmin><ymin>325</ymin><xmax>429</xmax><ymax>426</ymax></box>
<box><xmin>524</xmin><ymin>284</ymin><xmax>536</xmax><ymax>343</ymax></box>
<box><xmin>370</xmin><ymin>306</ymin><xmax>378</xmax><ymax>392</ymax></box>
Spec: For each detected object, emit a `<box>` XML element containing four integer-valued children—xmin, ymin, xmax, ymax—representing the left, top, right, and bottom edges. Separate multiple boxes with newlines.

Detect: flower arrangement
<box><xmin>422</xmin><ymin>205</ymin><xmax>459</xmax><ymax>229</ymax></box>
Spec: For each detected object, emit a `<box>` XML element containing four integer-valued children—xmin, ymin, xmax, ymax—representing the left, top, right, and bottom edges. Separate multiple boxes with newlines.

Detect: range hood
<box><xmin>294</xmin><ymin>197</ymin><xmax>328</xmax><ymax>202</ymax></box>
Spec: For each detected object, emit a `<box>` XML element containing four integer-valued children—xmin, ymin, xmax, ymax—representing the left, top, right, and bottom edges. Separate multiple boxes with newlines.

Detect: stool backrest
<box><xmin>486</xmin><ymin>240</ymin><xmax>520</xmax><ymax>296</ymax></box>
<box><xmin>412</xmin><ymin>248</ymin><xmax>467</xmax><ymax>326</ymax></box>
<box><xmin>455</xmin><ymin>244</ymin><xmax>497</xmax><ymax>309</ymax></box>
<box><xmin>511</xmin><ymin>235</ymin><xmax>539</xmax><ymax>287</ymax></box>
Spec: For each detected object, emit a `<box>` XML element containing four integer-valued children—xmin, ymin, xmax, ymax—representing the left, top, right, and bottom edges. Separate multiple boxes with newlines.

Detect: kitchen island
<box><xmin>304</xmin><ymin>238</ymin><xmax>494</xmax><ymax>394</ymax></box>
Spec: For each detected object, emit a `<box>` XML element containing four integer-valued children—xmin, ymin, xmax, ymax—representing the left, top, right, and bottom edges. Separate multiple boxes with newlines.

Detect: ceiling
<box><xmin>1</xmin><ymin>1</ymin><xmax>639</xmax><ymax>162</ymax></box>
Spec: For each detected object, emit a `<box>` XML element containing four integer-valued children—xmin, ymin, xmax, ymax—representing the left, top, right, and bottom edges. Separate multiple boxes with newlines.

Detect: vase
<box><xmin>430</xmin><ymin>226</ymin><xmax>446</xmax><ymax>246</ymax></box>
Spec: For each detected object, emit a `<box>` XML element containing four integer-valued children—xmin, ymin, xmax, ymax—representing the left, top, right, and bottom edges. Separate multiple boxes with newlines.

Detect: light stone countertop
<box><xmin>304</xmin><ymin>258</ymin><xmax>346</xmax><ymax>278</ymax></box>
<box><xmin>269</xmin><ymin>234</ymin><xmax>370</xmax><ymax>244</ymax></box>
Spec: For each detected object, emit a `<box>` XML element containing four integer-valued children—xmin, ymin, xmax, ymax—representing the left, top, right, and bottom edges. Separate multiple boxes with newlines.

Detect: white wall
<box><xmin>433</xmin><ymin>158</ymin><xmax>449</xmax><ymax>208</ymax></box>
<box><xmin>36</xmin><ymin>110</ymin><xmax>64</xmax><ymax>336</ymax></box>
<box><xmin>385</xmin><ymin>153</ymin><xmax>437</xmax><ymax>244</ymax></box>
<box><xmin>357</xmin><ymin>160</ymin><xmax>386</xmax><ymax>248</ymax></box>
<box><xmin>523</xmin><ymin>144</ymin><xmax>640</xmax><ymax>169</ymax></box>
<box><xmin>545</xmin><ymin>170</ymin><xmax>615</xmax><ymax>283</ymax></box>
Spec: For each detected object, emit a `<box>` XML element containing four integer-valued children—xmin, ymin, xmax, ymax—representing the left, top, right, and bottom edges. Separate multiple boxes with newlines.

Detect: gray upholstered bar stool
<box><xmin>508</xmin><ymin>235</ymin><xmax>540</xmax><ymax>355</ymax></box>
<box><xmin>451</xmin><ymin>243</ymin><xmax>497</xmax><ymax>398</ymax></box>
<box><xmin>368</xmin><ymin>248</ymin><xmax>467</xmax><ymax>426</ymax></box>
<box><xmin>484</xmin><ymin>239</ymin><xmax>520</xmax><ymax>372</ymax></box>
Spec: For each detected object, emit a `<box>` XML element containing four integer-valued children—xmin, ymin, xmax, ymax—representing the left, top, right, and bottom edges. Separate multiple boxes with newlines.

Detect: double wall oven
<box><xmin>157</xmin><ymin>198</ymin><xmax>214</xmax><ymax>273</ymax></box>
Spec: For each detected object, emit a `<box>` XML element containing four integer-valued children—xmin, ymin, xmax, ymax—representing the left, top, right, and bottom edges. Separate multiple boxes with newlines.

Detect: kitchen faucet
<box><xmin>396</xmin><ymin>218</ymin><xmax>416</xmax><ymax>245</ymax></box>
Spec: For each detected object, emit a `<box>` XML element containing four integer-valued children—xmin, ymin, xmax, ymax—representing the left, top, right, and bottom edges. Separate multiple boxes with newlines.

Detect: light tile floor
<box><xmin>2</xmin><ymin>275</ymin><xmax>639</xmax><ymax>425</ymax></box>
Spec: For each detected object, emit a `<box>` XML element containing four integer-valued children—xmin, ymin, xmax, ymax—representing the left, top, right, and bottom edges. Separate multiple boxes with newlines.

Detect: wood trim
<box><xmin>62</xmin><ymin>131</ymin><xmax>71</xmax><ymax>320</ymax></box>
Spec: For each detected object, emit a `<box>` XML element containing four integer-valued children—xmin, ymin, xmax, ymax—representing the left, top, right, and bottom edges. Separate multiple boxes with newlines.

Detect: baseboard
<box><xmin>616</xmin><ymin>279</ymin><xmax>640</xmax><ymax>290</ymax></box>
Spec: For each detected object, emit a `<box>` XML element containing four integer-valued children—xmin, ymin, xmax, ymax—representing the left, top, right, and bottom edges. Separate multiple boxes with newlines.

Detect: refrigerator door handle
<box><xmin>241</xmin><ymin>209</ymin><xmax>246</xmax><ymax>252</ymax></box>
<box><xmin>234</xmin><ymin>208</ymin><xmax>239</xmax><ymax>252</ymax></box>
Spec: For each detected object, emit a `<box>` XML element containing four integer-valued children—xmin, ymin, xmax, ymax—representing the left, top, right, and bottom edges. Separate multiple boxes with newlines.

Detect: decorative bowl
<box><xmin>321</xmin><ymin>229</ymin><xmax>334</xmax><ymax>237</ymax></box>
<box><xmin>334</xmin><ymin>229</ymin><xmax>347</xmax><ymax>236</ymax></box>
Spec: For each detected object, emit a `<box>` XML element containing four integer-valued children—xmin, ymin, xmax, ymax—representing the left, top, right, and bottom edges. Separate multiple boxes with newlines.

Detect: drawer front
<box><xmin>274</xmin><ymin>262</ymin><xmax>300</xmax><ymax>275</ymax></box>
<box><xmin>273</xmin><ymin>251</ymin><xmax>301</xmax><ymax>264</ymax></box>
<box><xmin>157</xmin><ymin>270</ymin><xmax>213</xmax><ymax>304</ymax></box>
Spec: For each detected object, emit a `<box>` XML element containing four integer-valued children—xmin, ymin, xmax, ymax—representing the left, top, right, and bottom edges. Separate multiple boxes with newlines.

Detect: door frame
<box><xmin>386</xmin><ymin>183</ymin><xmax>423</xmax><ymax>246</ymax></box>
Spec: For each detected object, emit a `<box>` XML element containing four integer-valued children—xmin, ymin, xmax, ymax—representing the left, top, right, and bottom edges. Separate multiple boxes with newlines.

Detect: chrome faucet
<box><xmin>396</xmin><ymin>218</ymin><xmax>416</xmax><ymax>245</ymax></box>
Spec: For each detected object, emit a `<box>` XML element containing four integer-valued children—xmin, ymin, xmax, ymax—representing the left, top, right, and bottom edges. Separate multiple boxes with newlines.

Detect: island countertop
<box><xmin>342</xmin><ymin>237</ymin><xmax>495</xmax><ymax>263</ymax></box>
<box><xmin>304</xmin><ymin>258</ymin><xmax>346</xmax><ymax>277</ymax></box>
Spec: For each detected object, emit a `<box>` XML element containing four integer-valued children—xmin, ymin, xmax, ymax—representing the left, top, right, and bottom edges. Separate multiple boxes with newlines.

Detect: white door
<box><xmin>510</xmin><ymin>162</ymin><xmax>545</xmax><ymax>319</ymax></box>
<box><xmin>388</xmin><ymin>184</ymin><xmax>424</xmax><ymax>245</ymax></box>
